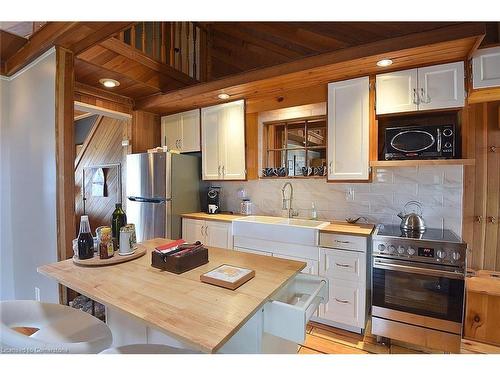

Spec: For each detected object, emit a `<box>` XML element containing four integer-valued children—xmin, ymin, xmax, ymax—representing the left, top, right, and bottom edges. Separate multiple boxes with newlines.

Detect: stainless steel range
<box><xmin>371</xmin><ymin>224</ymin><xmax>466</xmax><ymax>353</ymax></box>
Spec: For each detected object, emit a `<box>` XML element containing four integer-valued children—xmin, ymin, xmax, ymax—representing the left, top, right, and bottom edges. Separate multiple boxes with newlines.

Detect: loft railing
<box><xmin>117</xmin><ymin>22</ymin><xmax>203</xmax><ymax>81</ymax></box>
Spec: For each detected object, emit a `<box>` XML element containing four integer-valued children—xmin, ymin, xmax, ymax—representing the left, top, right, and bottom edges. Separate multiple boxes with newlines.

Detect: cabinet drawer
<box><xmin>264</xmin><ymin>274</ymin><xmax>328</xmax><ymax>344</ymax></box>
<box><xmin>319</xmin><ymin>232</ymin><xmax>367</xmax><ymax>252</ymax></box>
<box><xmin>320</xmin><ymin>248</ymin><xmax>365</xmax><ymax>283</ymax></box>
<box><xmin>320</xmin><ymin>279</ymin><xmax>363</xmax><ymax>328</ymax></box>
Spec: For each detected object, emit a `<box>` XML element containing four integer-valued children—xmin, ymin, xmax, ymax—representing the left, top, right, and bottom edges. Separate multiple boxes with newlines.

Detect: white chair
<box><xmin>0</xmin><ymin>300</ymin><xmax>112</xmax><ymax>354</ymax></box>
<box><xmin>100</xmin><ymin>344</ymin><xmax>201</xmax><ymax>354</ymax></box>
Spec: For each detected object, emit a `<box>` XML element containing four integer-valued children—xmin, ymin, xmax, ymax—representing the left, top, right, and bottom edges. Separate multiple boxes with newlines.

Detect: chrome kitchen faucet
<box><xmin>281</xmin><ymin>182</ymin><xmax>299</xmax><ymax>218</ymax></box>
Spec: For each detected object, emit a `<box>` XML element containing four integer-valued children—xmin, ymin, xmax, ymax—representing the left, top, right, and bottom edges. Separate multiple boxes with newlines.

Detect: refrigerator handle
<box><xmin>128</xmin><ymin>196</ymin><xmax>169</xmax><ymax>204</ymax></box>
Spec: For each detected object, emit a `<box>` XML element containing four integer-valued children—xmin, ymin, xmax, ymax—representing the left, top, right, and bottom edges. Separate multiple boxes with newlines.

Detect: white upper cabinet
<box><xmin>161</xmin><ymin>109</ymin><xmax>200</xmax><ymax>153</ymax></box>
<box><xmin>327</xmin><ymin>76</ymin><xmax>370</xmax><ymax>181</ymax></box>
<box><xmin>201</xmin><ymin>100</ymin><xmax>246</xmax><ymax>181</ymax></box>
<box><xmin>473</xmin><ymin>46</ymin><xmax>500</xmax><ymax>89</ymax></box>
<box><xmin>417</xmin><ymin>62</ymin><xmax>465</xmax><ymax>110</ymax></box>
<box><xmin>376</xmin><ymin>69</ymin><xmax>418</xmax><ymax>115</ymax></box>
<box><xmin>376</xmin><ymin>62</ymin><xmax>465</xmax><ymax>114</ymax></box>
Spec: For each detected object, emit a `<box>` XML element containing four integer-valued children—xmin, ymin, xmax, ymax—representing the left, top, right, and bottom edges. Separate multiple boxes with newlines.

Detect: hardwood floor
<box><xmin>12</xmin><ymin>323</ymin><xmax>500</xmax><ymax>354</ymax></box>
<box><xmin>299</xmin><ymin>321</ymin><xmax>500</xmax><ymax>354</ymax></box>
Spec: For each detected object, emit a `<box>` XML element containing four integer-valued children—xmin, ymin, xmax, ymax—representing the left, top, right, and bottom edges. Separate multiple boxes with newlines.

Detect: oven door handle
<box><xmin>373</xmin><ymin>259</ymin><xmax>464</xmax><ymax>280</ymax></box>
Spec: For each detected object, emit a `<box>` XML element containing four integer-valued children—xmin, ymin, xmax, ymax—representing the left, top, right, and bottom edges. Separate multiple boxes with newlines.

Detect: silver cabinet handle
<box><xmin>221</xmin><ymin>165</ymin><xmax>225</xmax><ymax>177</ymax></box>
<box><xmin>334</xmin><ymin>298</ymin><xmax>349</xmax><ymax>304</ymax></box>
<box><xmin>205</xmin><ymin>225</ymin><xmax>209</xmax><ymax>237</ymax></box>
<box><xmin>178</xmin><ymin>139</ymin><xmax>182</xmax><ymax>149</ymax></box>
<box><xmin>412</xmin><ymin>88</ymin><xmax>420</xmax><ymax>104</ymax></box>
<box><xmin>335</xmin><ymin>263</ymin><xmax>352</xmax><ymax>268</ymax></box>
<box><xmin>200</xmin><ymin>225</ymin><xmax>205</xmax><ymax>237</ymax></box>
<box><xmin>420</xmin><ymin>88</ymin><xmax>431</xmax><ymax>103</ymax></box>
<box><xmin>328</xmin><ymin>161</ymin><xmax>332</xmax><ymax>175</ymax></box>
<box><xmin>334</xmin><ymin>239</ymin><xmax>350</xmax><ymax>244</ymax></box>
<box><xmin>218</xmin><ymin>165</ymin><xmax>221</xmax><ymax>176</ymax></box>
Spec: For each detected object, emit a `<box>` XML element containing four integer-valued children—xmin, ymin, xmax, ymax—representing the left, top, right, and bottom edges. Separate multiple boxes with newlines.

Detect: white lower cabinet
<box><xmin>318</xmin><ymin>233</ymin><xmax>369</xmax><ymax>333</ymax></box>
<box><xmin>320</xmin><ymin>279</ymin><xmax>364</xmax><ymax>329</ymax></box>
<box><xmin>182</xmin><ymin>218</ymin><xmax>233</xmax><ymax>249</ymax></box>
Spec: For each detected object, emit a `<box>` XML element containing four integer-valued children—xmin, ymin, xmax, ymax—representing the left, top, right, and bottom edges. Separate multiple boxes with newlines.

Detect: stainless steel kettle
<box><xmin>398</xmin><ymin>201</ymin><xmax>426</xmax><ymax>232</ymax></box>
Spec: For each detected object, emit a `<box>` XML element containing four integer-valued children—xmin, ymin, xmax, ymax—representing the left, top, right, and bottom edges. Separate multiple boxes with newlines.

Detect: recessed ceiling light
<box><xmin>99</xmin><ymin>78</ymin><xmax>120</xmax><ymax>88</ymax></box>
<box><xmin>218</xmin><ymin>93</ymin><xmax>230</xmax><ymax>100</ymax></box>
<box><xmin>376</xmin><ymin>59</ymin><xmax>393</xmax><ymax>67</ymax></box>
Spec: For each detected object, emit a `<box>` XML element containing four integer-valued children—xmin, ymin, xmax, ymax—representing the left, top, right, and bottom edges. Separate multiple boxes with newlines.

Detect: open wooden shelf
<box><xmin>370</xmin><ymin>159</ymin><xmax>475</xmax><ymax>167</ymax></box>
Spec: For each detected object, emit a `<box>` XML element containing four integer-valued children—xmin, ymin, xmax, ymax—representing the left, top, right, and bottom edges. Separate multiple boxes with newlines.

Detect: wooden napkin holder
<box><xmin>151</xmin><ymin>247</ymin><xmax>208</xmax><ymax>274</ymax></box>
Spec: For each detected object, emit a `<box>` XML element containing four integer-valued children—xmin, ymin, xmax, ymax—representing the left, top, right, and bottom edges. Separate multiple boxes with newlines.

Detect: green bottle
<box><xmin>111</xmin><ymin>203</ymin><xmax>127</xmax><ymax>249</ymax></box>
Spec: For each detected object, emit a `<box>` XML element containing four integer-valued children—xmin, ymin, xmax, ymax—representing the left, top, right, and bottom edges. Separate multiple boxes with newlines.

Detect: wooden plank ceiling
<box><xmin>198</xmin><ymin>22</ymin><xmax>464</xmax><ymax>80</ymax></box>
<box><xmin>2</xmin><ymin>22</ymin><xmax>134</xmax><ymax>76</ymax></box>
<box><xmin>71</xmin><ymin>22</ymin><xmax>481</xmax><ymax>102</ymax></box>
<box><xmin>0</xmin><ymin>30</ymin><xmax>28</xmax><ymax>66</ymax></box>
<box><xmin>74</xmin><ymin>37</ymin><xmax>198</xmax><ymax>99</ymax></box>
<box><xmin>136</xmin><ymin>23</ymin><xmax>486</xmax><ymax>114</ymax></box>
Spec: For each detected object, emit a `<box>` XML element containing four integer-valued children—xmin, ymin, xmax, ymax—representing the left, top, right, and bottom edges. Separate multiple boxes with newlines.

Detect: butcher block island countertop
<box><xmin>38</xmin><ymin>238</ymin><xmax>306</xmax><ymax>353</ymax></box>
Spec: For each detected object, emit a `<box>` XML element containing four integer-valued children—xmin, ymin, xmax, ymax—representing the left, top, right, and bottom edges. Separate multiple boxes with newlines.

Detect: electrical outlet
<box><xmin>345</xmin><ymin>187</ymin><xmax>355</xmax><ymax>201</ymax></box>
<box><xmin>35</xmin><ymin>287</ymin><xmax>40</xmax><ymax>301</ymax></box>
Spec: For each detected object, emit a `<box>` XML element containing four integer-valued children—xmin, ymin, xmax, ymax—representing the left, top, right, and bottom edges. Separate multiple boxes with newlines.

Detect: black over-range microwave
<box><xmin>384</xmin><ymin>124</ymin><xmax>457</xmax><ymax>160</ymax></box>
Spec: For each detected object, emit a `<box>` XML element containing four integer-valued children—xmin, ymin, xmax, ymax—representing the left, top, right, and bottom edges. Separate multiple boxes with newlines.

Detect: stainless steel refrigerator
<box><xmin>126</xmin><ymin>151</ymin><xmax>200</xmax><ymax>242</ymax></box>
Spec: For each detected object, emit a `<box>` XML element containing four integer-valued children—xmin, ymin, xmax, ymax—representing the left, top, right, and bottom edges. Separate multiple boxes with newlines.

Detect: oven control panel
<box><xmin>374</xmin><ymin>240</ymin><xmax>465</xmax><ymax>267</ymax></box>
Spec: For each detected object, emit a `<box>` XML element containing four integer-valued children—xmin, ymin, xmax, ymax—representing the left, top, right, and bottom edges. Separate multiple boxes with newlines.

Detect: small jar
<box><xmin>240</xmin><ymin>199</ymin><xmax>252</xmax><ymax>215</ymax></box>
<box><xmin>99</xmin><ymin>227</ymin><xmax>114</xmax><ymax>259</ymax></box>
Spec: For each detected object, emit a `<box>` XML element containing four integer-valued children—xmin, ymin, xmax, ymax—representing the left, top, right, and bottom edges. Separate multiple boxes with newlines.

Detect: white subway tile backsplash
<box><xmin>217</xmin><ymin>166</ymin><xmax>463</xmax><ymax>236</ymax></box>
<box><xmin>417</xmin><ymin>166</ymin><xmax>444</xmax><ymax>185</ymax></box>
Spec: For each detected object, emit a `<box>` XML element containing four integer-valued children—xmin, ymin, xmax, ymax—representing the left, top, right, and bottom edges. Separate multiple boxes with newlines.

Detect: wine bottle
<box><xmin>111</xmin><ymin>203</ymin><xmax>127</xmax><ymax>249</ymax></box>
<box><xmin>77</xmin><ymin>215</ymin><xmax>94</xmax><ymax>260</ymax></box>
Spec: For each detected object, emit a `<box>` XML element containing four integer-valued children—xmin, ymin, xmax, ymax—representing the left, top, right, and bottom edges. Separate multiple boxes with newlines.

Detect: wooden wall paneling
<box><xmin>75</xmin><ymin>117</ymin><xmax>129</xmax><ymax>233</ymax></box>
<box><xmin>465</xmin><ymin>291</ymin><xmax>500</xmax><ymax>345</ymax></box>
<box><xmin>472</xmin><ymin>104</ymin><xmax>488</xmax><ymax>269</ymax></box>
<box><xmin>485</xmin><ymin>102</ymin><xmax>500</xmax><ymax>270</ymax></box>
<box><xmin>245</xmin><ymin>113</ymin><xmax>259</xmax><ymax>180</ymax></box>
<box><xmin>55</xmin><ymin>47</ymin><xmax>76</xmax><ymax>305</ymax></box>
<box><xmin>131</xmin><ymin>110</ymin><xmax>161</xmax><ymax>153</ymax></box>
<box><xmin>245</xmin><ymin>84</ymin><xmax>327</xmax><ymax>113</ymax></box>
<box><xmin>74</xmin><ymin>115</ymin><xmax>103</xmax><ymax>170</ymax></box>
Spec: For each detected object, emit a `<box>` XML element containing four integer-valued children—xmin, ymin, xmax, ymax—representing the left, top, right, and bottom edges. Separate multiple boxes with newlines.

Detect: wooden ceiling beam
<box><xmin>136</xmin><ymin>22</ymin><xmax>486</xmax><ymax>114</ymax></box>
<box><xmin>3</xmin><ymin>22</ymin><xmax>134</xmax><ymax>76</ymax></box>
<box><xmin>75</xmin><ymin>81</ymin><xmax>134</xmax><ymax>106</ymax></box>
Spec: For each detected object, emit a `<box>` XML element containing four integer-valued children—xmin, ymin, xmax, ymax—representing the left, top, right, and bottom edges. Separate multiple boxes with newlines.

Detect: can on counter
<box><xmin>97</xmin><ymin>226</ymin><xmax>114</xmax><ymax>259</ymax></box>
<box><xmin>119</xmin><ymin>224</ymin><xmax>136</xmax><ymax>255</ymax></box>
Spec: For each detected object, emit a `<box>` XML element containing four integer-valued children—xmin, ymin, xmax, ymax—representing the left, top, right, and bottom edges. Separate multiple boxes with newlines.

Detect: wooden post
<box><xmin>55</xmin><ymin>46</ymin><xmax>76</xmax><ymax>304</ymax></box>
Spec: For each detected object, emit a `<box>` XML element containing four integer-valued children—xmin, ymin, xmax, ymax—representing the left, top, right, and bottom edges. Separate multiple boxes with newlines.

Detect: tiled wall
<box><xmin>215</xmin><ymin>103</ymin><xmax>463</xmax><ymax>236</ymax></box>
<box><xmin>217</xmin><ymin>165</ymin><xmax>463</xmax><ymax>236</ymax></box>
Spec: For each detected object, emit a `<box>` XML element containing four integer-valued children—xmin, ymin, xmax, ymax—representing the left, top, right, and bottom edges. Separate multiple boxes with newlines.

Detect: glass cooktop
<box><xmin>374</xmin><ymin>224</ymin><xmax>463</xmax><ymax>243</ymax></box>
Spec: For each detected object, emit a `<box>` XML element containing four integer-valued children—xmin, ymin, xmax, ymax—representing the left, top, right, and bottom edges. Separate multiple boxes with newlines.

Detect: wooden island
<box><xmin>38</xmin><ymin>238</ymin><xmax>328</xmax><ymax>353</ymax></box>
